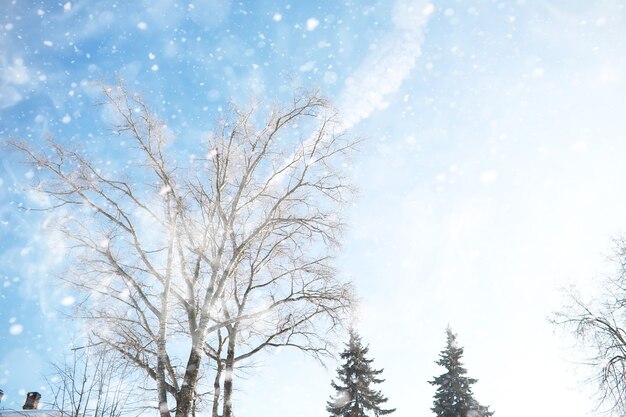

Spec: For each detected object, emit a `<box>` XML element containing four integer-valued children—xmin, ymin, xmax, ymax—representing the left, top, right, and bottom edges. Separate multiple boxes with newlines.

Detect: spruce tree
<box><xmin>327</xmin><ymin>331</ymin><xmax>395</xmax><ymax>417</ymax></box>
<box><xmin>429</xmin><ymin>327</ymin><xmax>494</xmax><ymax>417</ymax></box>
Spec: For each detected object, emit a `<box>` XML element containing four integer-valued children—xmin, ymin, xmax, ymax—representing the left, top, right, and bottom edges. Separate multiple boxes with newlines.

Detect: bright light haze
<box><xmin>2</xmin><ymin>1</ymin><xmax>626</xmax><ymax>416</ymax></box>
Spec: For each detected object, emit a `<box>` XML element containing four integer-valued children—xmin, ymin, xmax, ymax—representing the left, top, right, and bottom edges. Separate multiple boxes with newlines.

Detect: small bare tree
<box><xmin>554</xmin><ymin>237</ymin><xmax>626</xmax><ymax>416</ymax></box>
<box><xmin>46</xmin><ymin>345</ymin><xmax>138</xmax><ymax>417</ymax></box>
<box><xmin>10</xmin><ymin>81</ymin><xmax>356</xmax><ymax>417</ymax></box>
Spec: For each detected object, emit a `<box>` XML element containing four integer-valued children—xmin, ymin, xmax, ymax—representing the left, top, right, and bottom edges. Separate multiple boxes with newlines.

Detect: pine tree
<box><xmin>429</xmin><ymin>327</ymin><xmax>494</xmax><ymax>417</ymax></box>
<box><xmin>327</xmin><ymin>331</ymin><xmax>396</xmax><ymax>417</ymax></box>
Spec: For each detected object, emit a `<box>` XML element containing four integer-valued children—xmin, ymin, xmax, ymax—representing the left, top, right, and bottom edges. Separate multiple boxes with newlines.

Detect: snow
<box><xmin>306</xmin><ymin>18</ymin><xmax>319</xmax><ymax>31</ymax></box>
<box><xmin>60</xmin><ymin>296</ymin><xmax>75</xmax><ymax>306</ymax></box>
<box><xmin>0</xmin><ymin>1</ymin><xmax>624</xmax><ymax>417</ymax></box>
<box><xmin>6</xmin><ymin>59</ymin><xmax>30</xmax><ymax>85</ymax></box>
<box><xmin>9</xmin><ymin>324</ymin><xmax>23</xmax><ymax>335</ymax></box>
<box><xmin>479</xmin><ymin>170</ymin><xmax>498</xmax><ymax>185</ymax></box>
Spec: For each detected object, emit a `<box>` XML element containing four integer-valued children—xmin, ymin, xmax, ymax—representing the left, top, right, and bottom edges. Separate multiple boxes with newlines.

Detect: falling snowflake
<box><xmin>9</xmin><ymin>324</ymin><xmax>23</xmax><ymax>335</ymax></box>
<box><xmin>61</xmin><ymin>296</ymin><xmax>75</xmax><ymax>306</ymax></box>
<box><xmin>480</xmin><ymin>170</ymin><xmax>498</xmax><ymax>185</ymax></box>
<box><xmin>306</xmin><ymin>18</ymin><xmax>319</xmax><ymax>31</ymax></box>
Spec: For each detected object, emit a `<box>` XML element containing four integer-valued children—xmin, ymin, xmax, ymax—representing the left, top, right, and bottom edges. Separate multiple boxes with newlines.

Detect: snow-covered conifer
<box><xmin>430</xmin><ymin>327</ymin><xmax>494</xmax><ymax>417</ymax></box>
<box><xmin>327</xmin><ymin>331</ymin><xmax>395</xmax><ymax>417</ymax></box>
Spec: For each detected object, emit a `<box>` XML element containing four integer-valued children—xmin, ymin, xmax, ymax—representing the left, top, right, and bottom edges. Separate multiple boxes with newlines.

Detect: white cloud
<box><xmin>0</xmin><ymin>86</ymin><xmax>23</xmax><ymax>109</ymax></box>
<box><xmin>337</xmin><ymin>0</ymin><xmax>433</xmax><ymax>131</ymax></box>
<box><xmin>0</xmin><ymin>56</ymin><xmax>37</xmax><ymax>109</ymax></box>
<box><xmin>187</xmin><ymin>0</ymin><xmax>232</xmax><ymax>29</ymax></box>
<box><xmin>2</xmin><ymin>58</ymin><xmax>31</xmax><ymax>85</ymax></box>
<box><xmin>298</xmin><ymin>61</ymin><xmax>315</xmax><ymax>72</ymax></box>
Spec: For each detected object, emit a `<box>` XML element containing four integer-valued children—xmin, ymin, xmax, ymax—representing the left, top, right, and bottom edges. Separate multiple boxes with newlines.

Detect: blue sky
<box><xmin>2</xmin><ymin>0</ymin><xmax>626</xmax><ymax>416</ymax></box>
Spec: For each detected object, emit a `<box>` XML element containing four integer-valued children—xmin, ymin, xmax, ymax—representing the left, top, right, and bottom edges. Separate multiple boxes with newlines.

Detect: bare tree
<box><xmin>46</xmin><ymin>344</ymin><xmax>138</xmax><ymax>417</ymax></box>
<box><xmin>204</xmin><ymin>237</ymin><xmax>352</xmax><ymax>417</ymax></box>
<box><xmin>10</xmin><ymin>81</ymin><xmax>356</xmax><ymax>417</ymax></box>
<box><xmin>554</xmin><ymin>237</ymin><xmax>626</xmax><ymax>416</ymax></box>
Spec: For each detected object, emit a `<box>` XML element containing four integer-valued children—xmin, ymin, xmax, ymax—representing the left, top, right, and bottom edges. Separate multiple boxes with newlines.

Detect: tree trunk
<box><xmin>212</xmin><ymin>357</ymin><xmax>223</xmax><ymax>417</ymax></box>
<box><xmin>222</xmin><ymin>326</ymin><xmax>237</xmax><ymax>417</ymax></box>
<box><xmin>157</xmin><ymin>363</ymin><xmax>171</xmax><ymax>417</ymax></box>
<box><xmin>157</xmin><ymin>281</ymin><xmax>172</xmax><ymax>417</ymax></box>
<box><xmin>175</xmin><ymin>347</ymin><xmax>202</xmax><ymax>417</ymax></box>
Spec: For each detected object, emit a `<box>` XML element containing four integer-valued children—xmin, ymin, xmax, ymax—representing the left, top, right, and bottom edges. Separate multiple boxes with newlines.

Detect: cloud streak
<box><xmin>338</xmin><ymin>0</ymin><xmax>433</xmax><ymax>131</ymax></box>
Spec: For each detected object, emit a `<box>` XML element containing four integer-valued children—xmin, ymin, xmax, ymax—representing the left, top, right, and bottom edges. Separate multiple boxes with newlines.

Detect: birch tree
<box><xmin>10</xmin><ymin>81</ymin><xmax>356</xmax><ymax>417</ymax></box>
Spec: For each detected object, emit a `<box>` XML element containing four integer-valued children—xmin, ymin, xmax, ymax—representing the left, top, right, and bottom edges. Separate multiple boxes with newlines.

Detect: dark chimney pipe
<box><xmin>23</xmin><ymin>392</ymin><xmax>41</xmax><ymax>410</ymax></box>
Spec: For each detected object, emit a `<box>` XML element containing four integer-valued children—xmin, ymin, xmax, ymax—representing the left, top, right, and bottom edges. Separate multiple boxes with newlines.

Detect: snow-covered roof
<box><xmin>0</xmin><ymin>410</ymin><xmax>60</xmax><ymax>416</ymax></box>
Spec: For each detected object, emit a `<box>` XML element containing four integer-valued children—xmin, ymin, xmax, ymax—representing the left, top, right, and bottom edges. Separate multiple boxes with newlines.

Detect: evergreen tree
<box><xmin>327</xmin><ymin>331</ymin><xmax>395</xmax><ymax>417</ymax></box>
<box><xmin>430</xmin><ymin>327</ymin><xmax>494</xmax><ymax>417</ymax></box>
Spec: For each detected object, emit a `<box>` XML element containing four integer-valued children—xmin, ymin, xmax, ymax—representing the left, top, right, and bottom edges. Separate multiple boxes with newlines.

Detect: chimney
<box><xmin>23</xmin><ymin>392</ymin><xmax>41</xmax><ymax>410</ymax></box>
